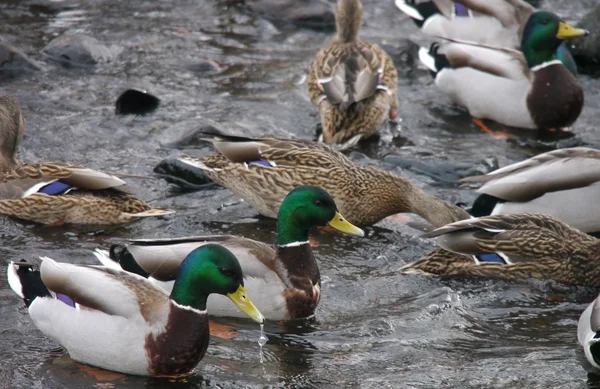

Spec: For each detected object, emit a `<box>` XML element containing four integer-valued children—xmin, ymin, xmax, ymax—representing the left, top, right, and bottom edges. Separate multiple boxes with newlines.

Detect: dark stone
<box><xmin>43</xmin><ymin>33</ymin><xmax>118</xmax><ymax>66</ymax></box>
<box><xmin>154</xmin><ymin>157</ymin><xmax>215</xmax><ymax>190</ymax></box>
<box><xmin>246</xmin><ymin>0</ymin><xmax>335</xmax><ymax>31</ymax></box>
<box><xmin>570</xmin><ymin>5</ymin><xmax>600</xmax><ymax>74</ymax></box>
<box><xmin>186</xmin><ymin>60</ymin><xmax>223</xmax><ymax>74</ymax></box>
<box><xmin>0</xmin><ymin>39</ymin><xmax>44</xmax><ymax>73</ymax></box>
<box><xmin>115</xmin><ymin>89</ymin><xmax>160</xmax><ymax>116</ymax></box>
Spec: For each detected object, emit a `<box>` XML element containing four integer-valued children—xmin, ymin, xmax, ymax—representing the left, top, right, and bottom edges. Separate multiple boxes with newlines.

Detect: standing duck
<box><xmin>0</xmin><ymin>95</ymin><xmax>172</xmax><ymax>225</ymax></box>
<box><xmin>307</xmin><ymin>0</ymin><xmax>398</xmax><ymax>149</ymax></box>
<box><xmin>7</xmin><ymin>245</ymin><xmax>264</xmax><ymax>376</ymax></box>
<box><xmin>401</xmin><ymin>213</ymin><xmax>600</xmax><ymax>287</ymax></box>
<box><xmin>418</xmin><ymin>11</ymin><xmax>587</xmax><ymax>131</ymax></box>
<box><xmin>95</xmin><ymin>185</ymin><xmax>364</xmax><ymax>321</ymax></box>
<box><xmin>174</xmin><ymin>131</ymin><xmax>470</xmax><ymax>227</ymax></box>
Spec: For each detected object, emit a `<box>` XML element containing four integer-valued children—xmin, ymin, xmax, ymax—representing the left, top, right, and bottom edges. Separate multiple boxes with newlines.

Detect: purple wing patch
<box><xmin>453</xmin><ymin>3</ymin><xmax>469</xmax><ymax>17</ymax></box>
<box><xmin>56</xmin><ymin>293</ymin><xmax>76</xmax><ymax>307</ymax></box>
<box><xmin>39</xmin><ymin>181</ymin><xmax>72</xmax><ymax>196</ymax></box>
<box><xmin>248</xmin><ymin>160</ymin><xmax>275</xmax><ymax>168</ymax></box>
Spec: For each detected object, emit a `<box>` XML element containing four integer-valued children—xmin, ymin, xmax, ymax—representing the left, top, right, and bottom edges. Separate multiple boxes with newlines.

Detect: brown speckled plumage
<box><xmin>307</xmin><ymin>0</ymin><xmax>398</xmax><ymax>148</ymax></box>
<box><xmin>401</xmin><ymin>213</ymin><xmax>600</xmax><ymax>287</ymax></box>
<box><xmin>0</xmin><ymin>95</ymin><xmax>172</xmax><ymax>225</ymax></box>
<box><xmin>180</xmin><ymin>134</ymin><xmax>469</xmax><ymax>227</ymax></box>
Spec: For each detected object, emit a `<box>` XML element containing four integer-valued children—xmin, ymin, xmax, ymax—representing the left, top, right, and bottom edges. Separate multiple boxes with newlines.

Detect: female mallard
<box><xmin>463</xmin><ymin>147</ymin><xmax>600</xmax><ymax>234</ymax></box>
<box><xmin>0</xmin><ymin>95</ymin><xmax>172</xmax><ymax>225</ymax></box>
<box><xmin>418</xmin><ymin>11</ymin><xmax>587</xmax><ymax>131</ymax></box>
<box><xmin>174</xmin><ymin>132</ymin><xmax>470</xmax><ymax>227</ymax></box>
<box><xmin>95</xmin><ymin>185</ymin><xmax>364</xmax><ymax>321</ymax></box>
<box><xmin>7</xmin><ymin>245</ymin><xmax>264</xmax><ymax>376</ymax></box>
<box><xmin>401</xmin><ymin>212</ymin><xmax>600</xmax><ymax>287</ymax></box>
<box><xmin>307</xmin><ymin>0</ymin><xmax>398</xmax><ymax>149</ymax></box>
<box><xmin>578</xmin><ymin>294</ymin><xmax>600</xmax><ymax>371</ymax></box>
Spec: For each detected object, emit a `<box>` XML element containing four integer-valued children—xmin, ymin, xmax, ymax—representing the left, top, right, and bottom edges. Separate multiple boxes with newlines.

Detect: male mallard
<box><xmin>578</xmin><ymin>295</ymin><xmax>600</xmax><ymax>371</ymax></box>
<box><xmin>307</xmin><ymin>0</ymin><xmax>398</xmax><ymax>149</ymax></box>
<box><xmin>7</xmin><ymin>245</ymin><xmax>264</xmax><ymax>376</ymax></box>
<box><xmin>0</xmin><ymin>95</ymin><xmax>172</xmax><ymax>224</ymax></box>
<box><xmin>174</xmin><ymin>132</ymin><xmax>470</xmax><ymax>227</ymax></box>
<box><xmin>464</xmin><ymin>147</ymin><xmax>600</xmax><ymax>234</ymax></box>
<box><xmin>94</xmin><ymin>185</ymin><xmax>364</xmax><ymax>321</ymax></box>
<box><xmin>401</xmin><ymin>212</ymin><xmax>600</xmax><ymax>287</ymax></box>
<box><xmin>417</xmin><ymin>12</ymin><xmax>587</xmax><ymax>131</ymax></box>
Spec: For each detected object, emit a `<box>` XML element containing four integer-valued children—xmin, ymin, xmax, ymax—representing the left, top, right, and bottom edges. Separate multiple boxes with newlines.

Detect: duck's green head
<box><xmin>276</xmin><ymin>185</ymin><xmax>364</xmax><ymax>246</ymax></box>
<box><xmin>522</xmin><ymin>11</ymin><xmax>588</xmax><ymax>68</ymax></box>
<box><xmin>171</xmin><ymin>244</ymin><xmax>264</xmax><ymax>323</ymax></box>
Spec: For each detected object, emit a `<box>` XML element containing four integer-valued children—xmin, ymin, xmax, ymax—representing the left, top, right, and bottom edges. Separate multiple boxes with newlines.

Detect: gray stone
<box><xmin>43</xmin><ymin>33</ymin><xmax>118</xmax><ymax>66</ymax></box>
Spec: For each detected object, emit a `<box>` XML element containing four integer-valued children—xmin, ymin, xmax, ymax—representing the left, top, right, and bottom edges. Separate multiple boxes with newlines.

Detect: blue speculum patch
<box><xmin>39</xmin><ymin>181</ymin><xmax>72</xmax><ymax>196</ymax></box>
<box><xmin>56</xmin><ymin>293</ymin><xmax>76</xmax><ymax>307</ymax></box>
<box><xmin>477</xmin><ymin>253</ymin><xmax>506</xmax><ymax>264</ymax></box>
<box><xmin>248</xmin><ymin>160</ymin><xmax>274</xmax><ymax>167</ymax></box>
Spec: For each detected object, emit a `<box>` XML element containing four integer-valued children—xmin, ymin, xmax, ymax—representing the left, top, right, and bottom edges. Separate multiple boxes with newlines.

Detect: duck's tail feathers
<box><xmin>92</xmin><ymin>249</ymin><xmax>121</xmax><ymax>270</ymax></box>
<box><xmin>418</xmin><ymin>43</ymin><xmax>450</xmax><ymax>75</ymax></box>
<box><xmin>7</xmin><ymin>260</ymin><xmax>51</xmax><ymax>307</ymax></box>
<box><xmin>106</xmin><ymin>244</ymin><xmax>150</xmax><ymax>278</ymax></box>
<box><xmin>395</xmin><ymin>0</ymin><xmax>441</xmax><ymax>25</ymax></box>
<box><xmin>176</xmin><ymin>155</ymin><xmax>211</xmax><ymax>172</ymax></box>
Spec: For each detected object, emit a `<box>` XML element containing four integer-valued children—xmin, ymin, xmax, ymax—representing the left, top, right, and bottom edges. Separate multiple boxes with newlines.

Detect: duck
<box><xmin>578</xmin><ymin>294</ymin><xmax>600</xmax><ymax>371</ymax></box>
<box><xmin>173</xmin><ymin>131</ymin><xmax>471</xmax><ymax>227</ymax></box>
<box><xmin>94</xmin><ymin>185</ymin><xmax>365</xmax><ymax>321</ymax></box>
<box><xmin>417</xmin><ymin>11</ymin><xmax>587</xmax><ymax>131</ymax></box>
<box><xmin>400</xmin><ymin>212</ymin><xmax>600</xmax><ymax>287</ymax></box>
<box><xmin>396</xmin><ymin>0</ymin><xmax>578</xmax><ymax>74</ymax></box>
<box><xmin>0</xmin><ymin>95</ymin><xmax>172</xmax><ymax>225</ymax></box>
<box><xmin>7</xmin><ymin>244</ymin><xmax>264</xmax><ymax>377</ymax></box>
<box><xmin>307</xmin><ymin>0</ymin><xmax>399</xmax><ymax>149</ymax></box>
<box><xmin>463</xmin><ymin>147</ymin><xmax>600</xmax><ymax>234</ymax></box>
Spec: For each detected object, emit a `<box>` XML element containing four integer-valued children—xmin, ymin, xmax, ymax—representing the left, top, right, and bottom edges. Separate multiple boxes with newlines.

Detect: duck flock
<box><xmin>3</xmin><ymin>0</ymin><xmax>600</xmax><ymax>382</ymax></box>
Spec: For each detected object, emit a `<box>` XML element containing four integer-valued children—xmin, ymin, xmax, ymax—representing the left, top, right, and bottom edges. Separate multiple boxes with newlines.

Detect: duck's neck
<box><xmin>276</xmin><ymin>214</ymin><xmax>310</xmax><ymax>247</ymax></box>
<box><xmin>335</xmin><ymin>0</ymin><xmax>363</xmax><ymax>44</ymax></box>
<box><xmin>170</xmin><ymin>275</ymin><xmax>209</xmax><ymax>312</ymax></box>
<box><xmin>382</xmin><ymin>169</ymin><xmax>470</xmax><ymax>227</ymax></box>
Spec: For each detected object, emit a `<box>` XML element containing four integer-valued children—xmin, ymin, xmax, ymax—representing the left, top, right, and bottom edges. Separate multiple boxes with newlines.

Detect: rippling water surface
<box><xmin>1</xmin><ymin>0</ymin><xmax>600</xmax><ymax>388</ymax></box>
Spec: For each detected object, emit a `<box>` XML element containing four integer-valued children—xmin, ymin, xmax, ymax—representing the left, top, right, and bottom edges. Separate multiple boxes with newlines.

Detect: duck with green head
<box><xmin>418</xmin><ymin>10</ymin><xmax>588</xmax><ymax>130</ymax></box>
<box><xmin>95</xmin><ymin>185</ymin><xmax>364</xmax><ymax>321</ymax></box>
<box><xmin>7</xmin><ymin>245</ymin><xmax>264</xmax><ymax>376</ymax></box>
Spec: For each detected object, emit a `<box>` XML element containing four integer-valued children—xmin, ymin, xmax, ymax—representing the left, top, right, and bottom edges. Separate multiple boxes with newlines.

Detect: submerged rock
<box><xmin>246</xmin><ymin>0</ymin><xmax>335</xmax><ymax>31</ymax></box>
<box><xmin>43</xmin><ymin>33</ymin><xmax>119</xmax><ymax>66</ymax></box>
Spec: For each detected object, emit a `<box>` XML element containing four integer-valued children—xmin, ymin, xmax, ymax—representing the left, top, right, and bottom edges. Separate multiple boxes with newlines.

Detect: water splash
<box><xmin>258</xmin><ymin>323</ymin><xmax>268</xmax><ymax>363</ymax></box>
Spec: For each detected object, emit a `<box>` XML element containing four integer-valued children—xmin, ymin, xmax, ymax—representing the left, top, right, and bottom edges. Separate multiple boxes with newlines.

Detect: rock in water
<box><xmin>43</xmin><ymin>34</ymin><xmax>119</xmax><ymax>66</ymax></box>
<box><xmin>570</xmin><ymin>5</ymin><xmax>600</xmax><ymax>73</ymax></box>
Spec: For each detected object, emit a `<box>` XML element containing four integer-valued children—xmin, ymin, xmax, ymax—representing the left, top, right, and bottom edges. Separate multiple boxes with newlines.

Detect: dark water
<box><xmin>1</xmin><ymin>0</ymin><xmax>600</xmax><ymax>388</ymax></box>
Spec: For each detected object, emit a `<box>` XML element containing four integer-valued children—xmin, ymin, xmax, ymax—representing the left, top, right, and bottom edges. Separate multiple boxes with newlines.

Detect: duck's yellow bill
<box><xmin>557</xmin><ymin>22</ymin><xmax>589</xmax><ymax>39</ymax></box>
<box><xmin>227</xmin><ymin>285</ymin><xmax>264</xmax><ymax>324</ymax></box>
<box><xmin>327</xmin><ymin>212</ymin><xmax>365</xmax><ymax>237</ymax></box>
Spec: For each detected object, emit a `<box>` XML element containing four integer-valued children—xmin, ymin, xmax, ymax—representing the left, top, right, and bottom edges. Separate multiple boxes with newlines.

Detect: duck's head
<box><xmin>522</xmin><ymin>11</ymin><xmax>588</xmax><ymax>68</ymax></box>
<box><xmin>171</xmin><ymin>244</ymin><xmax>264</xmax><ymax>323</ymax></box>
<box><xmin>0</xmin><ymin>95</ymin><xmax>25</xmax><ymax>168</ymax></box>
<box><xmin>276</xmin><ymin>185</ymin><xmax>364</xmax><ymax>246</ymax></box>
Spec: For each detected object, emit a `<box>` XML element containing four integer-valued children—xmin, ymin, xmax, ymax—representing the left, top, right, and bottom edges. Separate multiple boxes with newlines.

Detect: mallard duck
<box><xmin>463</xmin><ymin>147</ymin><xmax>600</xmax><ymax>234</ymax></box>
<box><xmin>578</xmin><ymin>295</ymin><xmax>600</xmax><ymax>371</ymax></box>
<box><xmin>7</xmin><ymin>245</ymin><xmax>264</xmax><ymax>376</ymax></box>
<box><xmin>401</xmin><ymin>212</ymin><xmax>600</xmax><ymax>287</ymax></box>
<box><xmin>417</xmin><ymin>11</ymin><xmax>587</xmax><ymax>131</ymax></box>
<box><xmin>174</xmin><ymin>131</ymin><xmax>470</xmax><ymax>227</ymax></box>
<box><xmin>94</xmin><ymin>185</ymin><xmax>364</xmax><ymax>321</ymax></box>
<box><xmin>307</xmin><ymin>0</ymin><xmax>398</xmax><ymax>149</ymax></box>
<box><xmin>0</xmin><ymin>95</ymin><xmax>172</xmax><ymax>225</ymax></box>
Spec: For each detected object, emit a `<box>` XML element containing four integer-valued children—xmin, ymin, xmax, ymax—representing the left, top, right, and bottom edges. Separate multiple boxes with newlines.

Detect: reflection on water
<box><xmin>1</xmin><ymin>0</ymin><xmax>600</xmax><ymax>388</ymax></box>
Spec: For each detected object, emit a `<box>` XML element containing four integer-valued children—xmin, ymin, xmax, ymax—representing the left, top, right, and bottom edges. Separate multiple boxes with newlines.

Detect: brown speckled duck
<box><xmin>94</xmin><ymin>186</ymin><xmax>364</xmax><ymax>321</ymax></box>
<box><xmin>7</xmin><ymin>245</ymin><xmax>264</xmax><ymax>376</ymax></box>
<box><xmin>175</xmin><ymin>132</ymin><xmax>470</xmax><ymax>227</ymax></box>
<box><xmin>401</xmin><ymin>213</ymin><xmax>600</xmax><ymax>287</ymax></box>
<box><xmin>0</xmin><ymin>95</ymin><xmax>172</xmax><ymax>225</ymax></box>
<box><xmin>307</xmin><ymin>0</ymin><xmax>398</xmax><ymax>149</ymax></box>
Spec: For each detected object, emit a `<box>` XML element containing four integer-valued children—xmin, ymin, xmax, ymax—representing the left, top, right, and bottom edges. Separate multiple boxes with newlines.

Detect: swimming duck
<box><xmin>7</xmin><ymin>245</ymin><xmax>264</xmax><ymax>376</ymax></box>
<box><xmin>418</xmin><ymin>11</ymin><xmax>587</xmax><ymax>131</ymax></box>
<box><xmin>401</xmin><ymin>212</ymin><xmax>600</xmax><ymax>287</ymax></box>
<box><xmin>174</xmin><ymin>131</ymin><xmax>470</xmax><ymax>227</ymax></box>
<box><xmin>307</xmin><ymin>0</ymin><xmax>398</xmax><ymax>149</ymax></box>
<box><xmin>95</xmin><ymin>185</ymin><xmax>364</xmax><ymax>321</ymax></box>
<box><xmin>464</xmin><ymin>147</ymin><xmax>600</xmax><ymax>234</ymax></box>
<box><xmin>0</xmin><ymin>95</ymin><xmax>172</xmax><ymax>225</ymax></box>
<box><xmin>578</xmin><ymin>294</ymin><xmax>600</xmax><ymax>371</ymax></box>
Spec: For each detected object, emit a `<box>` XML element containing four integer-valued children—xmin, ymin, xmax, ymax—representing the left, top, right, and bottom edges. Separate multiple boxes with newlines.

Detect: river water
<box><xmin>1</xmin><ymin>0</ymin><xmax>600</xmax><ymax>388</ymax></box>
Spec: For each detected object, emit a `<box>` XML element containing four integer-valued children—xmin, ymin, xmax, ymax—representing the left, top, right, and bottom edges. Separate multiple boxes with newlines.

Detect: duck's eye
<box><xmin>541</xmin><ymin>19</ymin><xmax>549</xmax><ymax>25</ymax></box>
<box><xmin>314</xmin><ymin>200</ymin><xmax>324</xmax><ymax>206</ymax></box>
<box><xmin>219</xmin><ymin>267</ymin><xmax>235</xmax><ymax>277</ymax></box>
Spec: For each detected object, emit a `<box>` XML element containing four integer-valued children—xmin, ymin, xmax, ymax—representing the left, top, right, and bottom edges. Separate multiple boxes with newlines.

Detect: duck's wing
<box><xmin>462</xmin><ymin>148</ymin><xmax>600</xmax><ymax>201</ymax></box>
<box><xmin>0</xmin><ymin>163</ymin><xmax>126</xmax><ymax>199</ymax></box>
<box><xmin>421</xmin><ymin>213</ymin><xmax>595</xmax><ymax>264</ymax></box>
<box><xmin>39</xmin><ymin>256</ymin><xmax>168</xmax><ymax>323</ymax></box>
